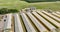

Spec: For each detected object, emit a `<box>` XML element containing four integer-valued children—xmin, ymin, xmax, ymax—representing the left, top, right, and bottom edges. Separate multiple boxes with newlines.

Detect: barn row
<box><xmin>0</xmin><ymin>10</ymin><xmax>60</xmax><ymax>32</ymax></box>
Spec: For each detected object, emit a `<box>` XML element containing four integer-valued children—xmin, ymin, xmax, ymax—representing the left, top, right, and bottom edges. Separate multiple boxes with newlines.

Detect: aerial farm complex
<box><xmin>0</xmin><ymin>8</ymin><xmax>60</xmax><ymax>32</ymax></box>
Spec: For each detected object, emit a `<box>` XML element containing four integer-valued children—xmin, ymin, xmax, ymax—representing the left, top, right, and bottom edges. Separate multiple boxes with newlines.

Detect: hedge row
<box><xmin>0</xmin><ymin>8</ymin><xmax>19</xmax><ymax>14</ymax></box>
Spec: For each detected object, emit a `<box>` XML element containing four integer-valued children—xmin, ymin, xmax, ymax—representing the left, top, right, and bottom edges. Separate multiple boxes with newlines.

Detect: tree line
<box><xmin>22</xmin><ymin>0</ymin><xmax>60</xmax><ymax>2</ymax></box>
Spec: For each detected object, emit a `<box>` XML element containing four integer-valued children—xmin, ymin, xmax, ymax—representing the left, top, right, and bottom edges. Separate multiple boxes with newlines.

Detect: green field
<box><xmin>0</xmin><ymin>0</ymin><xmax>60</xmax><ymax>11</ymax></box>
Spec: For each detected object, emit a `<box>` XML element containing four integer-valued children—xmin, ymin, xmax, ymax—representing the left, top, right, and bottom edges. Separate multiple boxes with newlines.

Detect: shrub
<box><xmin>0</xmin><ymin>8</ymin><xmax>19</xmax><ymax>14</ymax></box>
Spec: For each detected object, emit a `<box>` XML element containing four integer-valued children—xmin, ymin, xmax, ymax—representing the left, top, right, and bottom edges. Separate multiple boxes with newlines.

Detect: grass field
<box><xmin>0</xmin><ymin>0</ymin><xmax>60</xmax><ymax>11</ymax></box>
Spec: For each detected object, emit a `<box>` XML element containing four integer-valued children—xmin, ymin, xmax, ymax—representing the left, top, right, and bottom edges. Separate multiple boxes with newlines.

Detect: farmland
<box><xmin>0</xmin><ymin>0</ymin><xmax>60</xmax><ymax>32</ymax></box>
<box><xmin>0</xmin><ymin>0</ymin><xmax>60</xmax><ymax>10</ymax></box>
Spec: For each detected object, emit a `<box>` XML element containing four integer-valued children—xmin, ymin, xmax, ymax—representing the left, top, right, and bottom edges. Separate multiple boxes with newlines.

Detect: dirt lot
<box><xmin>0</xmin><ymin>21</ymin><xmax>4</xmax><ymax>32</ymax></box>
<box><xmin>0</xmin><ymin>15</ymin><xmax>4</xmax><ymax>32</ymax></box>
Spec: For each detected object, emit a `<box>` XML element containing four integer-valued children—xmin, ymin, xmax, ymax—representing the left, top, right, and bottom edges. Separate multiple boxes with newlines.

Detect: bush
<box><xmin>8</xmin><ymin>9</ymin><xmax>19</xmax><ymax>13</ymax></box>
<box><xmin>0</xmin><ymin>8</ymin><xmax>19</xmax><ymax>14</ymax></box>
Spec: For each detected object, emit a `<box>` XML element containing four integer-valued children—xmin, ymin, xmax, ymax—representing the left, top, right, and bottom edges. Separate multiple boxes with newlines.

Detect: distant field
<box><xmin>0</xmin><ymin>0</ymin><xmax>60</xmax><ymax>11</ymax></box>
<box><xmin>30</xmin><ymin>2</ymin><xmax>60</xmax><ymax>11</ymax></box>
